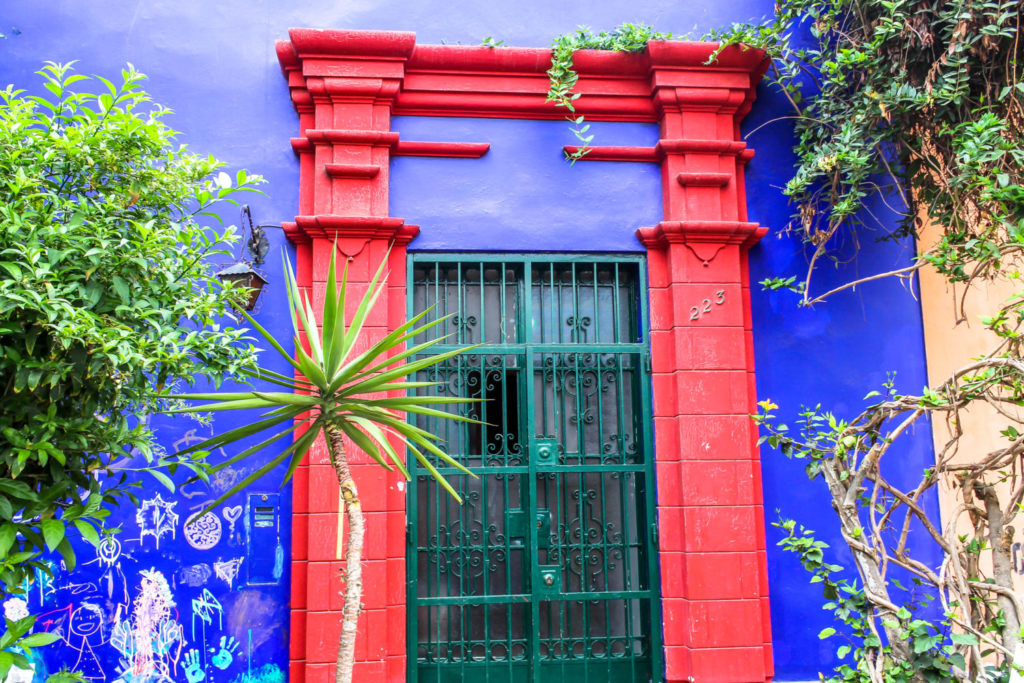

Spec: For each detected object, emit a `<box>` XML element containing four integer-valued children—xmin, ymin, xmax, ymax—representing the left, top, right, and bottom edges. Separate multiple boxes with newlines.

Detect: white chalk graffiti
<box><xmin>222</xmin><ymin>505</ymin><xmax>243</xmax><ymax>545</ymax></box>
<box><xmin>136</xmin><ymin>495</ymin><xmax>178</xmax><ymax>549</ymax></box>
<box><xmin>19</xmin><ymin>560</ymin><xmax>57</xmax><ymax>604</ymax></box>
<box><xmin>180</xmin><ymin>563</ymin><xmax>212</xmax><ymax>588</ymax></box>
<box><xmin>85</xmin><ymin>537</ymin><xmax>130</xmax><ymax>606</ymax></box>
<box><xmin>97</xmin><ymin>536</ymin><xmax>122</xmax><ymax>567</ymax></box>
<box><xmin>111</xmin><ymin>569</ymin><xmax>183</xmax><ymax>683</ymax></box>
<box><xmin>184</xmin><ymin>511</ymin><xmax>222</xmax><ymax>551</ymax></box>
<box><xmin>69</xmin><ymin>603</ymin><xmax>106</xmax><ymax>680</ymax></box>
<box><xmin>191</xmin><ymin>589</ymin><xmax>223</xmax><ymax>640</ymax></box>
<box><xmin>3</xmin><ymin>597</ymin><xmax>28</xmax><ymax>620</ymax></box>
<box><xmin>213</xmin><ymin>558</ymin><xmax>244</xmax><ymax>590</ymax></box>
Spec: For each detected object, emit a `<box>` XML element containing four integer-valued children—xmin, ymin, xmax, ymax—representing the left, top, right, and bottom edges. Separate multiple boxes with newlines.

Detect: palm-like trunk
<box><xmin>325</xmin><ymin>424</ymin><xmax>365</xmax><ymax>683</ymax></box>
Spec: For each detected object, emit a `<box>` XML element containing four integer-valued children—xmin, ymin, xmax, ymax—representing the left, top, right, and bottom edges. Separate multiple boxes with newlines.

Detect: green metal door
<box><xmin>407</xmin><ymin>255</ymin><xmax>662</xmax><ymax>683</ymax></box>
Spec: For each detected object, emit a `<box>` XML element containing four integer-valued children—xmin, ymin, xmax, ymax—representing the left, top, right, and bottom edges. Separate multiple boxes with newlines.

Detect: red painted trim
<box><xmin>677</xmin><ymin>171</ymin><xmax>733</xmax><ymax>187</ymax></box>
<box><xmin>278</xmin><ymin>28</ymin><xmax>772</xmax><ymax>683</ymax></box>
<box><xmin>298</xmin><ymin>133</ymin><xmax>488</xmax><ymax>160</ymax></box>
<box><xmin>637</xmin><ymin>220</ymin><xmax>768</xmax><ymax>248</ymax></box>
<box><xmin>325</xmin><ymin>163</ymin><xmax>380</xmax><ymax>179</ymax></box>
<box><xmin>391</xmin><ymin>140</ymin><xmax>490</xmax><ymax>158</ymax></box>
<box><xmin>565</xmin><ymin>145</ymin><xmax>660</xmax><ymax>162</ymax></box>
<box><xmin>305</xmin><ymin>129</ymin><xmax>400</xmax><ymax>146</ymax></box>
<box><xmin>288</xmin><ymin>28</ymin><xmax>416</xmax><ymax>60</ymax></box>
<box><xmin>566</xmin><ymin>139</ymin><xmax>757</xmax><ymax>163</ymax></box>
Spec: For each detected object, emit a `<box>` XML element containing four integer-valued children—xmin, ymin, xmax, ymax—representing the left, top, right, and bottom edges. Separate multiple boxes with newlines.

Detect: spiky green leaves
<box><xmin>168</xmin><ymin>244</ymin><xmax>480</xmax><ymax>510</ymax></box>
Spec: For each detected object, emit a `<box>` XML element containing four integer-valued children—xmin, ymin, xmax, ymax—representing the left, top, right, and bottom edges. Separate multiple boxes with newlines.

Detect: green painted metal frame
<box><xmin>406</xmin><ymin>253</ymin><xmax>664</xmax><ymax>683</ymax></box>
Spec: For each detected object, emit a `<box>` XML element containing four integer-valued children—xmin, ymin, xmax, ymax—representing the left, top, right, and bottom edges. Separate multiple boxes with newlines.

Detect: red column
<box><xmin>642</xmin><ymin>43</ymin><xmax>773</xmax><ymax>683</ymax></box>
<box><xmin>278</xmin><ymin>31</ymin><xmax>417</xmax><ymax>683</ymax></box>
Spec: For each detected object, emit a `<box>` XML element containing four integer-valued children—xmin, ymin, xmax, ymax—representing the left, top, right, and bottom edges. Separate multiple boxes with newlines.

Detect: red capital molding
<box><xmin>637</xmin><ymin>220</ymin><xmax>768</xmax><ymax>249</ymax></box>
<box><xmin>277</xmin><ymin>28</ymin><xmax>772</xmax><ymax>683</ymax></box>
<box><xmin>283</xmin><ymin>216</ymin><xmax>419</xmax><ymax>243</ymax></box>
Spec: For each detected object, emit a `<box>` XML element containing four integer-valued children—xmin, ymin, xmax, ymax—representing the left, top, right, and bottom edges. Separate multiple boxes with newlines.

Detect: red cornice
<box><xmin>288</xmin><ymin>28</ymin><xmax>417</xmax><ymax>60</ymax></box>
<box><xmin>278</xmin><ymin>31</ymin><xmax>767</xmax><ymax>122</ymax></box>
<box><xmin>636</xmin><ymin>220</ymin><xmax>768</xmax><ymax>249</ymax></box>
<box><xmin>286</xmin><ymin>216</ymin><xmax>420</xmax><ymax>243</ymax></box>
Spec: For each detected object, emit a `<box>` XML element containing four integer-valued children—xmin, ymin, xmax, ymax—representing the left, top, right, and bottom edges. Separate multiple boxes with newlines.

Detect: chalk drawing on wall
<box><xmin>213</xmin><ymin>558</ymin><xmax>244</xmax><ymax>590</ymax></box>
<box><xmin>19</xmin><ymin>560</ymin><xmax>58</xmax><ymax>605</ymax></box>
<box><xmin>86</xmin><ymin>536</ymin><xmax>130</xmax><ymax>605</ymax></box>
<box><xmin>223</xmin><ymin>505</ymin><xmax>243</xmax><ymax>546</ymax></box>
<box><xmin>136</xmin><ymin>494</ymin><xmax>179</xmax><ymax>549</ymax></box>
<box><xmin>69</xmin><ymin>602</ymin><xmax>106</xmax><ymax>680</ymax></box>
<box><xmin>2</xmin><ymin>594</ymin><xmax>37</xmax><ymax>680</ymax></box>
<box><xmin>191</xmin><ymin>589</ymin><xmax>223</xmax><ymax>640</ymax></box>
<box><xmin>229</xmin><ymin>663</ymin><xmax>285</xmax><ymax>683</ymax></box>
<box><xmin>173</xmin><ymin>429</ymin><xmax>236</xmax><ymax>499</ymax></box>
<box><xmin>211</xmin><ymin>635</ymin><xmax>239</xmax><ymax>669</ymax></box>
<box><xmin>4</xmin><ymin>596</ymin><xmax>28</xmax><ymax>620</ymax></box>
<box><xmin>111</xmin><ymin>568</ymin><xmax>184</xmax><ymax>683</ymax></box>
<box><xmin>180</xmin><ymin>563</ymin><xmax>212</xmax><ymax>588</ymax></box>
<box><xmin>184</xmin><ymin>508</ymin><xmax>223</xmax><ymax>551</ymax></box>
<box><xmin>183</xmin><ymin>649</ymin><xmax>206</xmax><ymax>683</ymax></box>
<box><xmin>97</xmin><ymin>536</ymin><xmax>121</xmax><ymax>566</ymax></box>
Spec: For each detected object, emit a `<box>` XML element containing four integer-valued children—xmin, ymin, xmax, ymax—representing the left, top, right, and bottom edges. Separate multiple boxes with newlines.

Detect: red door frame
<box><xmin>277</xmin><ymin>29</ymin><xmax>772</xmax><ymax>683</ymax></box>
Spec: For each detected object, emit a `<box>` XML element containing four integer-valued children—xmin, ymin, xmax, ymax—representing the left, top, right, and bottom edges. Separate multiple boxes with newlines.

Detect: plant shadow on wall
<box><xmin>0</xmin><ymin>62</ymin><xmax>267</xmax><ymax>682</ymax></box>
<box><xmin>537</xmin><ymin>6</ymin><xmax>1024</xmax><ymax>681</ymax></box>
<box><xmin>168</xmin><ymin>248</ymin><xmax>480</xmax><ymax>683</ymax></box>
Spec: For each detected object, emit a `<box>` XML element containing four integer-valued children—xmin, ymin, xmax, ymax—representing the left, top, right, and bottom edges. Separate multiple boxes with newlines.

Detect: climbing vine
<box><xmin>544</xmin><ymin>24</ymin><xmax>673</xmax><ymax>161</ymax></box>
<box><xmin>545</xmin><ymin>3</ymin><xmax>1024</xmax><ymax>680</ymax></box>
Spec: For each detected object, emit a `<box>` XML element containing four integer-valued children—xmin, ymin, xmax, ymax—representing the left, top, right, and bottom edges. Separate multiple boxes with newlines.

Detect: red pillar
<box><xmin>641</xmin><ymin>42</ymin><xmax>774</xmax><ymax>683</ymax></box>
<box><xmin>278</xmin><ymin>31</ymin><xmax>418</xmax><ymax>683</ymax></box>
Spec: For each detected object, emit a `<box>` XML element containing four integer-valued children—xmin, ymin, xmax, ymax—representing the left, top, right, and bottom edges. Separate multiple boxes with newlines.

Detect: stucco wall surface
<box><xmin>0</xmin><ymin>2</ymin><xmax>936</xmax><ymax>681</ymax></box>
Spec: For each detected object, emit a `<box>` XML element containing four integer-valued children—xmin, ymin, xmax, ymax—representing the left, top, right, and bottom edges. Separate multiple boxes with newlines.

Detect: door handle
<box><xmin>535</xmin><ymin>508</ymin><xmax>552</xmax><ymax>549</ymax></box>
<box><xmin>507</xmin><ymin>508</ymin><xmax>527</xmax><ymax>547</ymax></box>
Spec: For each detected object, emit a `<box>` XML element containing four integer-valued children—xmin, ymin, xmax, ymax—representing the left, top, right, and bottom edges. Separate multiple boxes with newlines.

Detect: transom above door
<box><xmin>406</xmin><ymin>254</ymin><xmax>663</xmax><ymax>683</ymax></box>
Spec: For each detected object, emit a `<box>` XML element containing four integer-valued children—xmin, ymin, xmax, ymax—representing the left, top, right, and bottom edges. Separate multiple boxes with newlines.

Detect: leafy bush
<box><xmin>0</xmin><ymin>62</ymin><xmax>259</xmax><ymax>591</ymax></box>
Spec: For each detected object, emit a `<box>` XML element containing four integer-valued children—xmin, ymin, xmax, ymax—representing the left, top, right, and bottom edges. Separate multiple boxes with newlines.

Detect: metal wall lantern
<box><xmin>216</xmin><ymin>205</ymin><xmax>276</xmax><ymax>313</ymax></box>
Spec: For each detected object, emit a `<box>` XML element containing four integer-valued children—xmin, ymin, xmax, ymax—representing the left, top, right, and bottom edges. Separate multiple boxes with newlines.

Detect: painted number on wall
<box><xmin>689</xmin><ymin>290</ymin><xmax>726</xmax><ymax>321</ymax></box>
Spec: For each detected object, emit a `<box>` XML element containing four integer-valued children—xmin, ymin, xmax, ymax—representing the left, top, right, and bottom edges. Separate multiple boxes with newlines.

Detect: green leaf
<box><xmin>72</xmin><ymin>519</ymin><xmax>100</xmax><ymax>547</ymax></box>
<box><xmin>950</xmin><ymin>632</ymin><xmax>978</xmax><ymax>645</ymax></box>
<box><xmin>19</xmin><ymin>632</ymin><xmax>61</xmax><ymax>647</ymax></box>
<box><xmin>39</xmin><ymin>519</ymin><xmax>65</xmax><ymax>552</ymax></box>
<box><xmin>818</xmin><ymin>627</ymin><xmax>836</xmax><ymax>639</ymax></box>
<box><xmin>148</xmin><ymin>468</ymin><xmax>175</xmax><ymax>492</ymax></box>
<box><xmin>0</xmin><ymin>524</ymin><xmax>16</xmax><ymax>557</ymax></box>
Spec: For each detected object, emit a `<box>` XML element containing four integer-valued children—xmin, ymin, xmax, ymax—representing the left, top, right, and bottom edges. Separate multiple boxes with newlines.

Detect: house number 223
<box><xmin>690</xmin><ymin>290</ymin><xmax>726</xmax><ymax>321</ymax></box>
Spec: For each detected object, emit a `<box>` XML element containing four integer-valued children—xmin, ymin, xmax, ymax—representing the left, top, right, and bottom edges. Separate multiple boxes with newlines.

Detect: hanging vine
<box><xmin>544</xmin><ymin>24</ymin><xmax>673</xmax><ymax>161</ymax></box>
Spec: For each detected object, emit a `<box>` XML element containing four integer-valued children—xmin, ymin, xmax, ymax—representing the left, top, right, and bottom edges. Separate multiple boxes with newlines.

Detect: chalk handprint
<box><xmin>184</xmin><ymin>649</ymin><xmax>205</xmax><ymax>683</ymax></box>
<box><xmin>211</xmin><ymin>635</ymin><xmax>239</xmax><ymax>669</ymax></box>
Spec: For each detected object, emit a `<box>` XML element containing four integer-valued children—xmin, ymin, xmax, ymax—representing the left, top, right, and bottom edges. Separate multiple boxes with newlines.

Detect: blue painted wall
<box><xmin>0</xmin><ymin>1</ymin><xmax>935</xmax><ymax>680</ymax></box>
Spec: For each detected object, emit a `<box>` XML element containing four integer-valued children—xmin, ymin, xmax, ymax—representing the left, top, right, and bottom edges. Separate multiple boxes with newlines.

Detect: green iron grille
<box><xmin>406</xmin><ymin>255</ymin><xmax>663</xmax><ymax>683</ymax></box>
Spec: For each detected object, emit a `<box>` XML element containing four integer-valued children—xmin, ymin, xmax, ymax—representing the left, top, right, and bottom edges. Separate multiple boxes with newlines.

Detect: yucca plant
<box><xmin>168</xmin><ymin>247</ymin><xmax>476</xmax><ymax>683</ymax></box>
